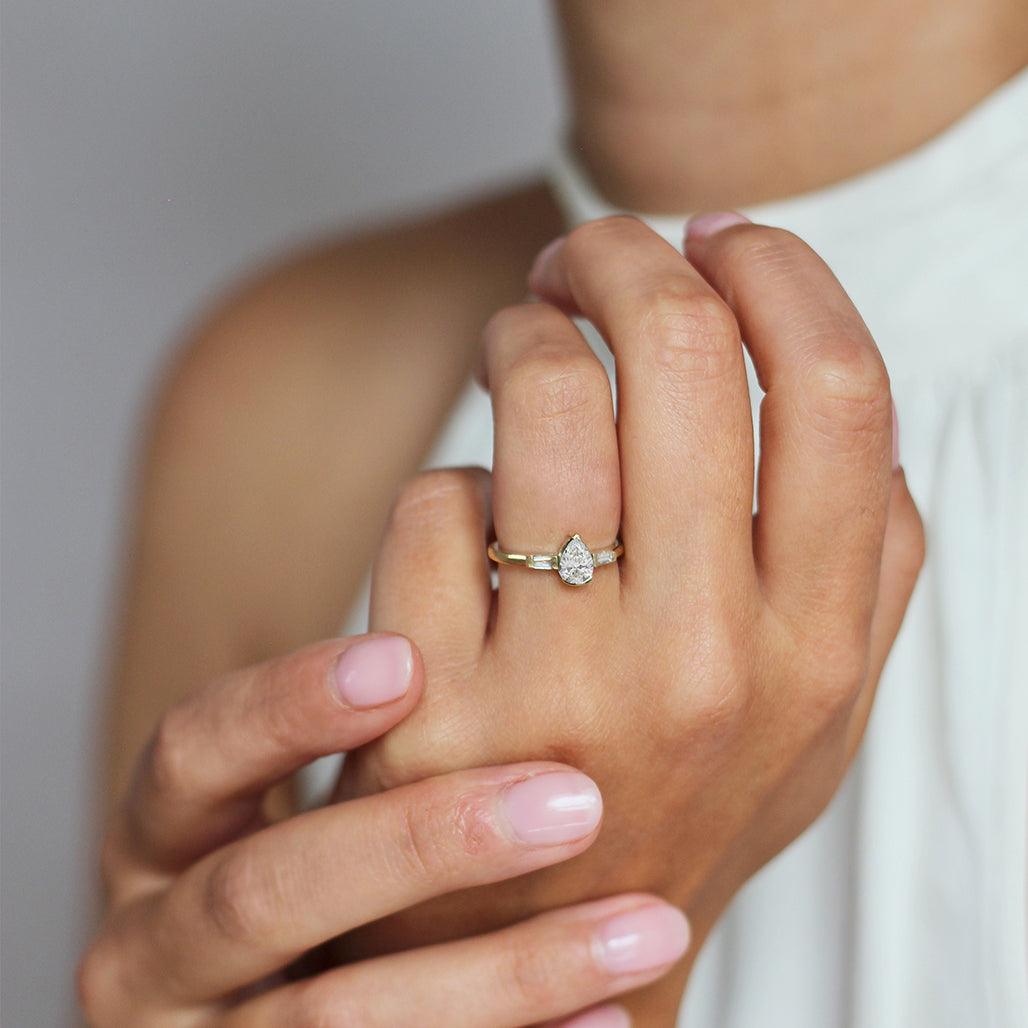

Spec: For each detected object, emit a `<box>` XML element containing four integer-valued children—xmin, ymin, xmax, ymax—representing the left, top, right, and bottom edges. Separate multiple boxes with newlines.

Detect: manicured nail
<box><xmin>891</xmin><ymin>401</ymin><xmax>900</xmax><ymax>470</ymax></box>
<box><xmin>332</xmin><ymin>636</ymin><xmax>413</xmax><ymax>709</ymax></box>
<box><xmin>499</xmin><ymin>771</ymin><xmax>602</xmax><ymax>845</ymax></box>
<box><xmin>593</xmin><ymin>904</ymin><xmax>690</xmax><ymax>975</ymax></box>
<box><xmin>551</xmin><ymin>1004</ymin><xmax>631</xmax><ymax>1028</ymax></box>
<box><xmin>528</xmin><ymin>236</ymin><xmax>566</xmax><ymax>294</ymax></box>
<box><xmin>685</xmin><ymin>211</ymin><xmax>751</xmax><ymax>243</ymax></box>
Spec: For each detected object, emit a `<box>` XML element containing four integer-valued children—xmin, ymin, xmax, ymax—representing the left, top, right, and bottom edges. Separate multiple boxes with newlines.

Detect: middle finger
<box><xmin>529</xmin><ymin>216</ymin><xmax>756</xmax><ymax>598</ymax></box>
<box><xmin>112</xmin><ymin>762</ymin><xmax>603</xmax><ymax>1004</ymax></box>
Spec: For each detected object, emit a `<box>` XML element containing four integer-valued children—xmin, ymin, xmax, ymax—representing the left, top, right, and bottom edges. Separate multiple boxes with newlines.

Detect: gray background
<box><xmin>1</xmin><ymin>3</ymin><xmax>563</xmax><ymax>1022</ymax></box>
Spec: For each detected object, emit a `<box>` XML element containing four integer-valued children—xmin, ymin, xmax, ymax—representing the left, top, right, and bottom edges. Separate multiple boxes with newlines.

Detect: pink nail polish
<box><xmin>685</xmin><ymin>211</ymin><xmax>751</xmax><ymax>243</ymax></box>
<box><xmin>528</xmin><ymin>236</ymin><xmax>566</xmax><ymax>294</ymax></box>
<box><xmin>892</xmin><ymin>401</ymin><xmax>901</xmax><ymax>470</ymax></box>
<box><xmin>593</xmin><ymin>904</ymin><xmax>690</xmax><ymax>975</ymax></box>
<box><xmin>332</xmin><ymin>636</ymin><xmax>413</xmax><ymax>709</ymax></box>
<box><xmin>552</xmin><ymin>1004</ymin><xmax>631</xmax><ymax>1028</ymax></box>
<box><xmin>499</xmin><ymin>771</ymin><xmax>602</xmax><ymax>845</ymax></box>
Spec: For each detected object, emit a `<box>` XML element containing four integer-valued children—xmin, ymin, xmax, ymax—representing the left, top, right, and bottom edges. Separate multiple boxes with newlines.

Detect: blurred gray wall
<box><xmin>1</xmin><ymin>3</ymin><xmax>562</xmax><ymax>1022</ymax></box>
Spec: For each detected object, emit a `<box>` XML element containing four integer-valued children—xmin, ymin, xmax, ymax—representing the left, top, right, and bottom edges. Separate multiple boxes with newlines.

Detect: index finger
<box><xmin>119</xmin><ymin>633</ymin><xmax>423</xmax><ymax>871</ymax></box>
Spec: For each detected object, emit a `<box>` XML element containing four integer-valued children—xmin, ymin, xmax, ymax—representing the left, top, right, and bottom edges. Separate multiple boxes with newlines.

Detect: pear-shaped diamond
<box><xmin>557</xmin><ymin>534</ymin><xmax>594</xmax><ymax>586</ymax></box>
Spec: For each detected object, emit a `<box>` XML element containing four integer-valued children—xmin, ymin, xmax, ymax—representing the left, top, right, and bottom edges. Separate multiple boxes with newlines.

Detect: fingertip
<box><xmin>592</xmin><ymin>900</ymin><xmax>691</xmax><ymax>976</ymax></box>
<box><xmin>330</xmin><ymin>633</ymin><xmax>423</xmax><ymax>712</ymax></box>
<box><xmin>684</xmin><ymin>211</ymin><xmax>752</xmax><ymax>258</ymax></box>
<box><xmin>528</xmin><ymin>235</ymin><xmax>566</xmax><ymax>296</ymax></box>
<box><xmin>495</xmin><ymin>768</ymin><xmax>603</xmax><ymax>848</ymax></box>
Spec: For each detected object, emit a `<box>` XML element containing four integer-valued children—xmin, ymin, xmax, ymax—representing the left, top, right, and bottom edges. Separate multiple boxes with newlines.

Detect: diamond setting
<box><xmin>557</xmin><ymin>534</ymin><xmax>594</xmax><ymax>586</ymax></box>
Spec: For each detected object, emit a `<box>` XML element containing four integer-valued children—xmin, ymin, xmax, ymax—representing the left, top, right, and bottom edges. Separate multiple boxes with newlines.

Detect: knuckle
<box><xmin>392</xmin><ymin>782</ymin><xmax>493</xmax><ymax>885</ymax></box>
<box><xmin>204</xmin><ymin>849</ymin><xmax>278</xmax><ymax>945</ymax></box>
<box><xmin>564</xmin><ymin>214</ymin><xmax>642</xmax><ymax>261</ymax></box>
<box><xmin>656</xmin><ymin>606</ymin><xmax>761</xmax><ymax>745</ymax></box>
<box><xmin>677</xmin><ymin>647</ymin><xmax>752</xmax><ymax>738</ymax></box>
<box><xmin>504</xmin><ymin>349</ymin><xmax>611</xmax><ymax>427</ymax></box>
<box><xmin>717</xmin><ymin>224</ymin><xmax>808</xmax><ymax>280</ymax></box>
<box><xmin>392</xmin><ymin>794</ymin><xmax>445</xmax><ymax>883</ymax></box>
<box><xmin>639</xmin><ymin>285</ymin><xmax>740</xmax><ymax>384</ymax></box>
<box><xmin>801</xmin><ymin>347</ymin><xmax>891</xmax><ymax>433</ymax></box>
<box><xmin>388</xmin><ymin>468</ymin><xmax>482</xmax><ymax>535</ymax></box>
<box><xmin>796</xmin><ymin>637</ymin><xmax>867</xmax><ymax>713</ymax></box>
<box><xmin>817</xmin><ymin>657</ymin><xmax>868</xmax><ymax>712</ymax></box>
<box><xmin>483</xmin><ymin>301</ymin><xmax>569</xmax><ymax>350</ymax></box>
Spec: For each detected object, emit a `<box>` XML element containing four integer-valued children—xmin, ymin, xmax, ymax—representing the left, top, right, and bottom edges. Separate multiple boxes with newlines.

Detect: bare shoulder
<box><xmin>109</xmin><ymin>181</ymin><xmax>561</xmax><ymax>790</ymax></box>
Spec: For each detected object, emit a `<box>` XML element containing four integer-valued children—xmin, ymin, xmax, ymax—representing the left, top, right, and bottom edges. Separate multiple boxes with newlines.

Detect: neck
<box><xmin>555</xmin><ymin>0</ymin><xmax>1028</xmax><ymax>211</ymax></box>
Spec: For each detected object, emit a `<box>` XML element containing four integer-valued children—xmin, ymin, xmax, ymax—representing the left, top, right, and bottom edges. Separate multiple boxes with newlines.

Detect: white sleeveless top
<box><xmin>343</xmin><ymin>70</ymin><xmax>1028</xmax><ymax>1026</ymax></box>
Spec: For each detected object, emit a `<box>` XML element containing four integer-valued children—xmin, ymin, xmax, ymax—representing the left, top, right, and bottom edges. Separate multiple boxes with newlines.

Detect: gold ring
<box><xmin>487</xmin><ymin>533</ymin><xmax>623</xmax><ymax>587</ymax></box>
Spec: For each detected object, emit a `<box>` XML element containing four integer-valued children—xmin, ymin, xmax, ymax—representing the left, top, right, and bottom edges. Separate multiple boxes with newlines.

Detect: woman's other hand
<box><xmin>77</xmin><ymin>633</ymin><xmax>689</xmax><ymax>1026</ymax></box>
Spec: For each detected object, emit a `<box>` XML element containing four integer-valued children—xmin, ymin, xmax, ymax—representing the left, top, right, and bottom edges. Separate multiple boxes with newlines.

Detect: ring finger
<box><xmin>483</xmin><ymin>301</ymin><xmax>621</xmax><ymax>629</ymax></box>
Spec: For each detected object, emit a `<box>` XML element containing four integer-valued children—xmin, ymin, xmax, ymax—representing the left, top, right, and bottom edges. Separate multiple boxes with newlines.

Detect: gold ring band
<box><xmin>487</xmin><ymin>533</ymin><xmax>623</xmax><ymax>587</ymax></box>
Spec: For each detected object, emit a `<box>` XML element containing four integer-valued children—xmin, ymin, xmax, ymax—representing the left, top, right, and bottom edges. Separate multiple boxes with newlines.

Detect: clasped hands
<box><xmin>79</xmin><ymin>214</ymin><xmax>923</xmax><ymax>1027</ymax></box>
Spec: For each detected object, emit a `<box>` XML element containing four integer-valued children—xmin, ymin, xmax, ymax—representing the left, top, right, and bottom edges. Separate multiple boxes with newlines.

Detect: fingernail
<box><xmin>593</xmin><ymin>904</ymin><xmax>690</xmax><ymax>975</ymax></box>
<box><xmin>892</xmin><ymin>401</ymin><xmax>900</xmax><ymax>470</ymax></box>
<box><xmin>498</xmin><ymin>771</ymin><xmax>602</xmax><ymax>846</ymax></box>
<box><xmin>552</xmin><ymin>1004</ymin><xmax>632</xmax><ymax>1028</ymax></box>
<box><xmin>685</xmin><ymin>211</ymin><xmax>751</xmax><ymax>243</ymax></box>
<box><xmin>528</xmin><ymin>236</ymin><xmax>566</xmax><ymax>294</ymax></box>
<box><xmin>332</xmin><ymin>636</ymin><xmax>413</xmax><ymax>709</ymax></box>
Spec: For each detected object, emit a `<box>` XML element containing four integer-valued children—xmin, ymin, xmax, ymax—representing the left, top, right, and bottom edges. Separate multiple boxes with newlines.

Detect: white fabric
<box><xmin>338</xmin><ymin>70</ymin><xmax>1028</xmax><ymax>1025</ymax></box>
<box><xmin>553</xmin><ymin>70</ymin><xmax>1028</xmax><ymax>1027</ymax></box>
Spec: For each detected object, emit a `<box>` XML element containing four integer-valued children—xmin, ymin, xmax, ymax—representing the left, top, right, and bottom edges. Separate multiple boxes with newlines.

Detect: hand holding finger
<box><xmin>81</xmin><ymin>760</ymin><xmax>606</xmax><ymax>1016</ymax></box>
<box><xmin>119</xmin><ymin>633</ymin><xmax>421</xmax><ymax>872</ymax></box>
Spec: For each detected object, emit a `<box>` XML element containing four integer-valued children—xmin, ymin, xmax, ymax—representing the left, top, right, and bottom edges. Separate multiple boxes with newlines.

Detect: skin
<box><xmin>557</xmin><ymin>0</ymin><xmax>1028</xmax><ymax>209</ymax></box>
<box><xmin>79</xmin><ymin>631</ymin><xmax>678</xmax><ymax>1025</ymax></box>
<box><xmin>88</xmin><ymin>1</ymin><xmax>1028</xmax><ymax>1024</ymax></box>
<box><xmin>85</xmin><ymin>217</ymin><xmax>921</xmax><ymax>1028</ymax></box>
<box><xmin>103</xmin><ymin>186</ymin><xmax>564</xmax><ymax>801</ymax></box>
<box><xmin>104</xmin><ymin>1</ymin><xmax>1028</xmax><ymax>798</ymax></box>
<box><xmin>334</xmin><ymin>214</ymin><xmax>924</xmax><ymax>1024</ymax></box>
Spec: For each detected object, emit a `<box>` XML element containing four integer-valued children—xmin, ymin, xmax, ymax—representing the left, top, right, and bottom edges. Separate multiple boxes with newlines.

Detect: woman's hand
<box><xmin>77</xmin><ymin>633</ymin><xmax>690</xmax><ymax>1026</ymax></box>
<box><xmin>339</xmin><ymin>215</ymin><xmax>924</xmax><ymax>1017</ymax></box>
